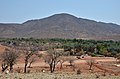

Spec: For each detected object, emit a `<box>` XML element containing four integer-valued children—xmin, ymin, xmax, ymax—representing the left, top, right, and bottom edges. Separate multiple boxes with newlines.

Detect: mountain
<box><xmin>0</xmin><ymin>13</ymin><xmax>120</xmax><ymax>40</ymax></box>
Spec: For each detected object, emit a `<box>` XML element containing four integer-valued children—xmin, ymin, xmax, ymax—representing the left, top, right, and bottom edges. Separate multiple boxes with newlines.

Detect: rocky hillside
<box><xmin>0</xmin><ymin>13</ymin><xmax>120</xmax><ymax>40</ymax></box>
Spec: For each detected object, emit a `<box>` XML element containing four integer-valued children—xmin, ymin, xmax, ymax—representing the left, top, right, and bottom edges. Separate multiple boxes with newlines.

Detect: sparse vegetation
<box><xmin>0</xmin><ymin>72</ymin><xmax>120</xmax><ymax>79</ymax></box>
<box><xmin>0</xmin><ymin>38</ymin><xmax>120</xmax><ymax>78</ymax></box>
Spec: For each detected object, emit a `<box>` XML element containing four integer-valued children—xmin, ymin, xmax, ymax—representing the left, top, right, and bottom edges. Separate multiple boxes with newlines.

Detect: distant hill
<box><xmin>0</xmin><ymin>13</ymin><xmax>120</xmax><ymax>40</ymax></box>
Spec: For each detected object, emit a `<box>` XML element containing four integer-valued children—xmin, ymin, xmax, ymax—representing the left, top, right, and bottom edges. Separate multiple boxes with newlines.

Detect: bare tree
<box><xmin>22</xmin><ymin>47</ymin><xmax>38</xmax><ymax>73</ymax></box>
<box><xmin>86</xmin><ymin>58</ymin><xmax>95</xmax><ymax>70</ymax></box>
<box><xmin>0</xmin><ymin>48</ymin><xmax>18</xmax><ymax>72</ymax></box>
<box><xmin>66</xmin><ymin>57</ymin><xmax>76</xmax><ymax>71</ymax></box>
<box><xmin>43</xmin><ymin>48</ymin><xmax>63</xmax><ymax>73</ymax></box>
<box><xmin>28</xmin><ymin>56</ymin><xmax>37</xmax><ymax>68</ymax></box>
<box><xmin>16</xmin><ymin>43</ymin><xmax>40</xmax><ymax>73</ymax></box>
<box><xmin>58</xmin><ymin>57</ymin><xmax>67</xmax><ymax>69</ymax></box>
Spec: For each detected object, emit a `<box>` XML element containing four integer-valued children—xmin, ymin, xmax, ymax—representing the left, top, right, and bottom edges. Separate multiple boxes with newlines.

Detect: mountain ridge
<box><xmin>0</xmin><ymin>13</ymin><xmax>120</xmax><ymax>40</ymax></box>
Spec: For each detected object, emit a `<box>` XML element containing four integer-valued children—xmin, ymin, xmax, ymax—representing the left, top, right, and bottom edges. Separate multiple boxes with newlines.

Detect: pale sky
<box><xmin>0</xmin><ymin>0</ymin><xmax>120</xmax><ymax>24</ymax></box>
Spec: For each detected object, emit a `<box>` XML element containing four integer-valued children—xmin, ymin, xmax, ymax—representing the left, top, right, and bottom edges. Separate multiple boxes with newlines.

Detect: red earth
<box><xmin>0</xmin><ymin>45</ymin><xmax>120</xmax><ymax>75</ymax></box>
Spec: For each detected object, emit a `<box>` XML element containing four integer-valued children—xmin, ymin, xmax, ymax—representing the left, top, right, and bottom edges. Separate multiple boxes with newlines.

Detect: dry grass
<box><xmin>0</xmin><ymin>72</ymin><xmax>120</xmax><ymax>79</ymax></box>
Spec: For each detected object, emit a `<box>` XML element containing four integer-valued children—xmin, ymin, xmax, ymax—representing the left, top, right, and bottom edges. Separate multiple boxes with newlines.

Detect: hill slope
<box><xmin>0</xmin><ymin>13</ymin><xmax>120</xmax><ymax>40</ymax></box>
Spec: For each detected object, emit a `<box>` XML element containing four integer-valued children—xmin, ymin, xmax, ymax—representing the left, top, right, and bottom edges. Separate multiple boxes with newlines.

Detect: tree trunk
<box><xmin>60</xmin><ymin>62</ymin><xmax>63</xmax><ymax>69</ymax></box>
<box><xmin>24</xmin><ymin>63</ymin><xmax>27</xmax><ymax>73</ymax></box>
<box><xmin>52</xmin><ymin>61</ymin><xmax>56</xmax><ymax>72</ymax></box>
<box><xmin>24</xmin><ymin>60</ymin><xmax>28</xmax><ymax>73</ymax></box>
<box><xmin>89</xmin><ymin>65</ymin><xmax>92</xmax><ymax>70</ymax></box>
<box><xmin>10</xmin><ymin>64</ymin><xmax>13</xmax><ymax>72</ymax></box>
<box><xmin>50</xmin><ymin>64</ymin><xmax>53</xmax><ymax>73</ymax></box>
<box><xmin>28</xmin><ymin>62</ymin><xmax>32</xmax><ymax>68</ymax></box>
<box><xmin>2</xmin><ymin>63</ymin><xmax>8</xmax><ymax>73</ymax></box>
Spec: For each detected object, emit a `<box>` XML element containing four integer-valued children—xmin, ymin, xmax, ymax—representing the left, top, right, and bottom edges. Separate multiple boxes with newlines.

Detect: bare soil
<box><xmin>0</xmin><ymin>45</ymin><xmax>120</xmax><ymax>79</ymax></box>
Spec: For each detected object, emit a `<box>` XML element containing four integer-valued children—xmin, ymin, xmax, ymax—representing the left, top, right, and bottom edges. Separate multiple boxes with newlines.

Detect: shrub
<box><xmin>90</xmin><ymin>53</ymin><xmax>96</xmax><ymax>57</ymax></box>
<box><xmin>76</xmin><ymin>69</ymin><xmax>81</xmax><ymax>75</ymax></box>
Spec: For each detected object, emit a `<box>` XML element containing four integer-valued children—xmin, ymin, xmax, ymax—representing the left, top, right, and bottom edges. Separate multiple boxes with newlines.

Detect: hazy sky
<box><xmin>0</xmin><ymin>0</ymin><xmax>120</xmax><ymax>24</ymax></box>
